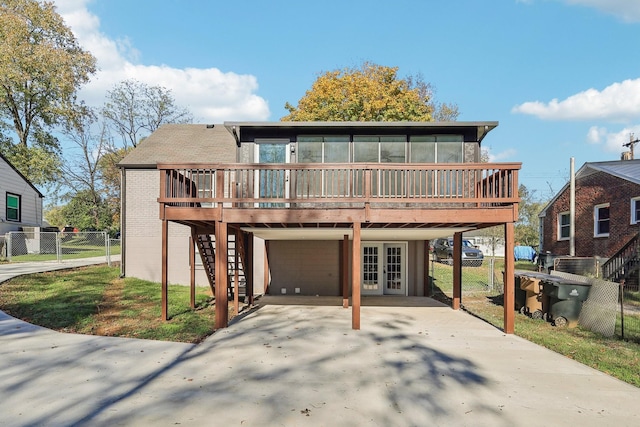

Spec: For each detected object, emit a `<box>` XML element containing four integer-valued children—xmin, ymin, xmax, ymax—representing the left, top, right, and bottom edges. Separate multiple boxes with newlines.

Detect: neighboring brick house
<box><xmin>539</xmin><ymin>159</ymin><xmax>640</xmax><ymax>259</ymax></box>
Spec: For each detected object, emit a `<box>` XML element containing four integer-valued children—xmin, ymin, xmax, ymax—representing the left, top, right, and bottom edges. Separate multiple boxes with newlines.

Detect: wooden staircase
<box><xmin>194</xmin><ymin>231</ymin><xmax>248</xmax><ymax>300</ymax></box>
<box><xmin>602</xmin><ymin>232</ymin><xmax>640</xmax><ymax>291</ymax></box>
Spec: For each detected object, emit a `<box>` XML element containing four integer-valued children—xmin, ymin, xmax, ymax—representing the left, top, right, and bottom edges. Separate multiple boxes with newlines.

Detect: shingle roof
<box><xmin>578</xmin><ymin>159</ymin><xmax>640</xmax><ymax>185</ymax></box>
<box><xmin>118</xmin><ymin>124</ymin><xmax>236</xmax><ymax>168</ymax></box>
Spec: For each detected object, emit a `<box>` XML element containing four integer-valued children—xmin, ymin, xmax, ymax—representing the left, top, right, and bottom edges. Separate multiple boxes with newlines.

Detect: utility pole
<box><xmin>623</xmin><ymin>133</ymin><xmax>639</xmax><ymax>159</ymax></box>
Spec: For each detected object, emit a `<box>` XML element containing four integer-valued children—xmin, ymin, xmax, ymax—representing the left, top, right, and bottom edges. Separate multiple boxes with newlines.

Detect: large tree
<box><xmin>515</xmin><ymin>184</ymin><xmax>547</xmax><ymax>248</ymax></box>
<box><xmin>0</xmin><ymin>0</ymin><xmax>96</xmax><ymax>184</ymax></box>
<box><xmin>282</xmin><ymin>62</ymin><xmax>459</xmax><ymax>122</ymax></box>
<box><xmin>102</xmin><ymin>79</ymin><xmax>193</xmax><ymax>148</ymax></box>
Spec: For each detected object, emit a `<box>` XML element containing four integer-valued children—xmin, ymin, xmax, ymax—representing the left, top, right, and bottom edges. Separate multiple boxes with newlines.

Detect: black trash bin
<box><xmin>541</xmin><ymin>277</ymin><xmax>591</xmax><ymax>327</ymax></box>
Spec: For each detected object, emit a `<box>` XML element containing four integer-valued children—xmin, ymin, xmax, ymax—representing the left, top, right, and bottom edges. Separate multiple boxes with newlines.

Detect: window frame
<box><xmin>6</xmin><ymin>192</ymin><xmax>21</xmax><ymax>222</ymax></box>
<box><xmin>594</xmin><ymin>203</ymin><xmax>610</xmax><ymax>238</ymax></box>
<box><xmin>631</xmin><ymin>197</ymin><xmax>640</xmax><ymax>225</ymax></box>
<box><xmin>557</xmin><ymin>211</ymin><xmax>570</xmax><ymax>241</ymax></box>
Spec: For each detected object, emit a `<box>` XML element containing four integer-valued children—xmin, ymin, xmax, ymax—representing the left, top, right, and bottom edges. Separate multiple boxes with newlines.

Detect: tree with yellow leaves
<box><xmin>0</xmin><ymin>0</ymin><xmax>96</xmax><ymax>185</ymax></box>
<box><xmin>282</xmin><ymin>62</ymin><xmax>458</xmax><ymax>122</ymax></box>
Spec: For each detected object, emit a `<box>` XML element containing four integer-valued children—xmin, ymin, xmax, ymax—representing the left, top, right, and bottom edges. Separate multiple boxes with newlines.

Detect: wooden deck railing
<box><xmin>158</xmin><ymin>162</ymin><xmax>520</xmax><ymax>208</ymax></box>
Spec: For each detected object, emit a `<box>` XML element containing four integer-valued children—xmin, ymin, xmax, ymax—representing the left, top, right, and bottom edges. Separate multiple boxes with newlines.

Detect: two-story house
<box><xmin>119</xmin><ymin>121</ymin><xmax>521</xmax><ymax>332</ymax></box>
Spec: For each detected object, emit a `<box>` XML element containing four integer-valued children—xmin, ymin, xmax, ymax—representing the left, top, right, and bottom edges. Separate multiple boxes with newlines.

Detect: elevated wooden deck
<box><xmin>158</xmin><ymin>162</ymin><xmax>521</xmax><ymax>229</ymax></box>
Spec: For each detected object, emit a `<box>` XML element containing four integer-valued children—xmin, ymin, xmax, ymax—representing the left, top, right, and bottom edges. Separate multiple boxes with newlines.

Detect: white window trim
<box><xmin>557</xmin><ymin>211</ymin><xmax>570</xmax><ymax>241</ymax></box>
<box><xmin>631</xmin><ymin>196</ymin><xmax>640</xmax><ymax>225</ymax></box>
<box><xmin>594</xmin><ymin>203</ymin><xmax>610</xmax><ymax>238</ymax></box>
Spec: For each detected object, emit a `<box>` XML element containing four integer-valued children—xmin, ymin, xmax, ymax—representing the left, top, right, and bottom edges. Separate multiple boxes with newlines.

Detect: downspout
<box><xmin>569</xmin><ymin>157</ymin><xmax>575</xmax><ymax>257</ymax></box>
<box><xmin>120</xmin><ymin>167</ymin><xmax>126</xmax><ymax>277</ymax></box>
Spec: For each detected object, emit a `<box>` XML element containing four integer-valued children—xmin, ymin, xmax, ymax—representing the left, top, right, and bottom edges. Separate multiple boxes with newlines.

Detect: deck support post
<box><xmin>234</xmin><ymin>230</ymin><xmax>240</xmax><ymax>316</ymax></box>
<box><xmin>342</xmin><ymin>234</ymin><xmax>349</xmax><ymax>308</ymax></box>
<box><xmin>504</xmin><ymin>222</ymin><xmax>515</xmax><ymax>334</ymax></box>
<box><xmin>161</xmin><ymin>219</ymin><xmax>168</xmax><ymax>321</ymax></box>
<box><xmin>424</xmin><ymin>240</ymin><xmax>431</xmax><ymax>297</ymax></box>
<box><xmin>189</xmin><ymin>231</ymin><xmax>196</xmax><ymax>309</ymax></box>
<box><xmin>352</xmin><ymin>223</ymin><xmax>361</xmax><ymax>330</ymax></box>
<box><xmin>246</xmin><ymin>232</ymin><xmax>254</xmax><ymax>306</ymax></box>
<box><xmin>215</xmin><ymin>221</ymin><xmax>229</xmax><ymax>329</ymax></box>
<box><xmin>452</xmin><ymin>232</ymin><xmax>462</xmax><ymax>310</ymax></box>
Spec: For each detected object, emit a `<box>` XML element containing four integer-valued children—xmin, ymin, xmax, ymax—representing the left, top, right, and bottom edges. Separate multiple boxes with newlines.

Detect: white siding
<box><xmin>0</xmin><ymin>157</ymin><xmax>42</xmax><ymax>235</ymax></box>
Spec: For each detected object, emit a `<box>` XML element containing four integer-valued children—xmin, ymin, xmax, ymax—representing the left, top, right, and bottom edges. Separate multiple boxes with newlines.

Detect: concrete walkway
<box><xmin>1</xmin><ymin>260</ymin><xmax>639</xmax><ymax>426</ymax></box>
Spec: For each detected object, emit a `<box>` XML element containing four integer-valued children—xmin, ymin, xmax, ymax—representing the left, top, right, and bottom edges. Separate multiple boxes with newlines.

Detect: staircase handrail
<box><xmin>602</xmin><ymin>232</ymin><xmax>639</xmax><ymax>281</ymax></box>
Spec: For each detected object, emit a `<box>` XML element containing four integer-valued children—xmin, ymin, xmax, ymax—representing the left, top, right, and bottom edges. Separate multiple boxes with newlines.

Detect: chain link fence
<box><xmin>428</xmin><ymin>255</ymin><xmax>640</xmax><ymax>343</ymax></box>
<box><xmin>1</xmin><ymin>231</ymin><xmax>120</xmax><ymax>266</ymax></box>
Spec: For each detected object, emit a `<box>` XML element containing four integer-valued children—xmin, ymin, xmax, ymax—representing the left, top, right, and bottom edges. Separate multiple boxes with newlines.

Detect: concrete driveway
<box><xmin>1</xmin><ymin>261</ymin><xmax>639</xmax><ymax>426</ymax></box>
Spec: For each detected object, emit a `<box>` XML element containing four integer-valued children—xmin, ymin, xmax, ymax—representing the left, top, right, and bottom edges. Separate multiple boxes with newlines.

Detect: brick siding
<box><xmin>542</xmin><ymin>171</ymin><xmax>640</xmax><ymax>257</ymax></box>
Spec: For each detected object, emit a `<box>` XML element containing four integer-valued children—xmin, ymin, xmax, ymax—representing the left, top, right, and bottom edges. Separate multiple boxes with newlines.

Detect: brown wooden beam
<box><xmin>352</xmin><ymin>222</ymin><xmax>361</xmax><ymax>330</ymax></box>
<box><xmin>452</xmin><ymin>232</ymin><xmax>462</xmax><ymax>310</ymax></box>
<box><xmin>189</xmin><ymin>232</ymin><xmax>195</xmax><ymax>309</ymax></box>
<box><xmin>342</xmin><ymin>234</ymin><xmax>349</xmax><ymax>308</ymax></box>
<box><xmin>246</xmin><ymin>232</ymin><xmax>254</xmax><ymax>305</ymax></box>
<box><xmin>234</xmin><ymin>229</ymin><xmax>240</xmax><ymax>316</ymax></box>
<box><xmin>215</xmin><ymin>221</ymin><xmax>229</xmax><ymax>329</ymax></box>
<box><xmin>264</xmin><ymin>241</ymin><xmax>270</xmax><ymax>294</ymax></box>
<box><xmin>424</xmin><ymin>240</ymin><xmax>431</xmax><ymax>297</ymax></box>
<box><xmin>219</xmin><ymin>206</ymin><xmax>517</xmax><ymax>225</ymax></box>
<box><xmin>504</xmin><ymin>222</ymin><xmax>515</xmax><ymax>334</ymax></box>
<box><xmin>161</xmin><ymin>219</ymin><xmax>168</xmax><ymax>321</ymax></box>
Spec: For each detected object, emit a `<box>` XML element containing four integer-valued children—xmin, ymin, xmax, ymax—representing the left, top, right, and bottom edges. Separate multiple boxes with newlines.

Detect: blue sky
<box><xmin>54</xmin><ymin>0</ymin><xmax>640</xmax><ymax>200</ymax></box>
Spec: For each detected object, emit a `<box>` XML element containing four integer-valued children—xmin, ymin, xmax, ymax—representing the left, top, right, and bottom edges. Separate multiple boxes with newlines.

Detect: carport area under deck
<box><xmin>159</xmin><ymin>212</ymin><xmax>518</xmax><ymax>334</ymax></box>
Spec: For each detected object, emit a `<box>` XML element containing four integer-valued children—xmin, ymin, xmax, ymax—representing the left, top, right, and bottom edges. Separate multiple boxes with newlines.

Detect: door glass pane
<box><xmin>386</xmin><ymin>246</ymin><xmax>402</xmax><ymax>290</ymax></box>
<box><xmin>363</xmin><ymin>246</ymin><xmax>379</xmax><ymax>290</ymax></box>
<box><xmin>259</xmin><ymin>143</ymin><xmax>287</xmax><ymax>207</ymax></box>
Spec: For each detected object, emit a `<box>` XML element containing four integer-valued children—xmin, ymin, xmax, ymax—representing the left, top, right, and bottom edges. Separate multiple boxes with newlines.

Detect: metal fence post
<box><xmin>6</xmin><ymin>232</ymin><xmax>12</xmax><ymax>262</ymax></box>
<box><xmin>56</xmin><ymin>232</ymin><xmax>61</xmax><ymax>262</ymax></box>
<box><xmin>488</xmin><ymin>258</ymin><xmax>494</xmax><ymax>291</ymax></box>
<box><xmin>105</xmin><ymin>232</ymin><xmax>111</xmax><ymax>267</ymax></box>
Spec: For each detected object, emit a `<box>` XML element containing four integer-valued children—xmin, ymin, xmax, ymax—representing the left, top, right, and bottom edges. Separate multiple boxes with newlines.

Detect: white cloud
<box><xmin>52</xmin><ymin>0</ymin><xmax>270</xmax><ymax>123</ymax></box>
<box><xmin>586</xmin><ymin>126</ymin><xmax>607</xmax><ymax>144</ymax></box>
<box><xmin>563</xmin><ymin>0</ymin><xmax>640</xmax><ymax>23</ymax></box>
<box><xmin>585</xmin><ymin>125</ymin><xmax>640</xmax><ymax>153</ymax></box>
<box><xmin>512</xmin><ymin>79</ymin><xmax>640</xmax><ymax>122</ymax></box>
<box><xmin>486</xmin><ymin>147</ymin><xmax>517</xmax><ymax>162</ymax></box>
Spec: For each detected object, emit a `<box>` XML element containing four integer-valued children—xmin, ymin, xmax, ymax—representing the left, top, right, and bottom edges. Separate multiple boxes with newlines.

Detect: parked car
<box><xmin>432</xmin><ymin>237</ymin><xmax>484</xmax><ymax>266</ymax></box>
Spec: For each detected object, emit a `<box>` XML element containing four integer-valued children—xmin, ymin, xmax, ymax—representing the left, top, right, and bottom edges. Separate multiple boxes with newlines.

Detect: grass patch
<box><xmin>9</xmin><ymin>244</ymin><xmax>121</xmax><ymax>262</ymax></box>
<box><xmin>0</xmin><ymin>265</ymin><xmax>221</xmax><ymax>343</ymax></box>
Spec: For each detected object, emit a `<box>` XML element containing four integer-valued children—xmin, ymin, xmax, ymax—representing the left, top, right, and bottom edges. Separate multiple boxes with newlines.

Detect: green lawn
<box><xmin>8</xmin><ymin>238</ymin><xmax>121</xmax><ymax>262</ymax></box>
<box><xmin>0</xmin><ymin>265</ymin><xmax>218</xmax><ymax>343</ymax></box>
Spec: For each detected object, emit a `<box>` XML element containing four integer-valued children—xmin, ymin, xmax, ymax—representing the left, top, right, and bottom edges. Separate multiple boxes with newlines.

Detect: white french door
<box><xmin>361</xmin><ymin>242</ymin><xmax>407</xmax><ymax>296</ymax></box>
